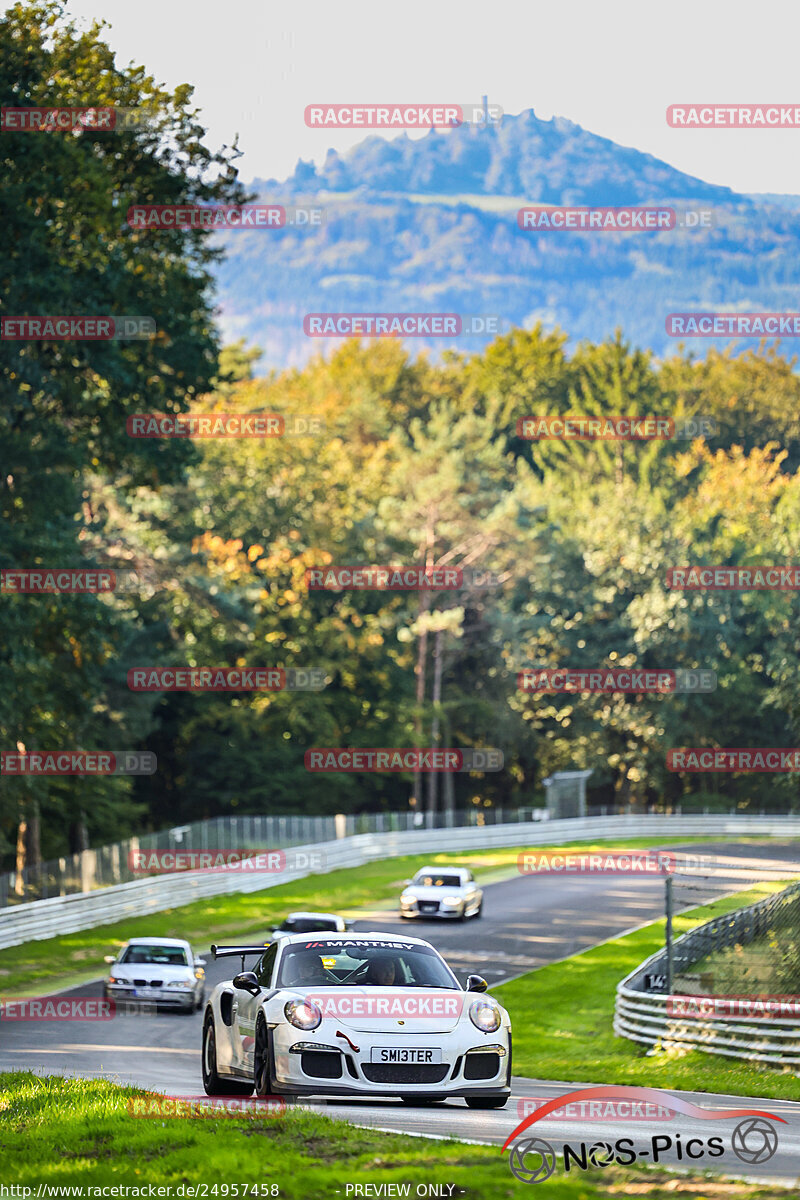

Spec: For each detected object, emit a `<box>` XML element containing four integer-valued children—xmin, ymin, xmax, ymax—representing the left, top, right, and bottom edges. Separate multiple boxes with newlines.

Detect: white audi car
<box><xmin>202</xmin><ymin>932</ymin><xmax>510</xmax><ymax>1106</ymax></box>
<box><xmin>103</xmin><ymin>937</ymin><xmax>206</xmax><ymax>1011</ymax></box>
<box><xmin>399</xmin><ymin>867</ymin><xmax>483</xmax><ymax>920</ymax></box>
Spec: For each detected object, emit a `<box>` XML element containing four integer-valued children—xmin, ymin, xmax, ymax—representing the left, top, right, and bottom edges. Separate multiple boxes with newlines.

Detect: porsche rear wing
<box><xmin>211</xmin><ymin>944</ymin><xmax>270</xmax><ymax>959</ymax></box>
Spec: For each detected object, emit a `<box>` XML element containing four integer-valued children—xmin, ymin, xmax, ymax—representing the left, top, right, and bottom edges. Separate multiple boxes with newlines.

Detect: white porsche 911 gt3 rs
<box><xmin>202</xmin><ymin>931</ymin><xmax>511</xmax><ymax>1107</ymax></box>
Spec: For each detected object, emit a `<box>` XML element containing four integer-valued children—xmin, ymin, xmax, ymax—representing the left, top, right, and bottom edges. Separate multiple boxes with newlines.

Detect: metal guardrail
<box><xmin>1</xmin><ymin>813</ymin><xmax>799</xmax><ymax>951</ymax></box>
<box><xmin>615</xmin><ymin>882</ymin><xmax>800</xmax><ymax>1067</ymax></box>
<box><xmin>1</xmin><ymin>806</ymin><xmax>547</xmax><ymax>907</ymax></box>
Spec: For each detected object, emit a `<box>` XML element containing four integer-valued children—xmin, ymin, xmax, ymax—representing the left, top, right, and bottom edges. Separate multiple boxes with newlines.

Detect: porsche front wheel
<box><xmin>202</xmin><ymin>1014</ymin><xmax>253</xmax><ymax>1096</ymax></box>
<box><xmin>254</xmin><ymin>1015</ymin><xmax>275</xmax><ymax>1098</ymax></box>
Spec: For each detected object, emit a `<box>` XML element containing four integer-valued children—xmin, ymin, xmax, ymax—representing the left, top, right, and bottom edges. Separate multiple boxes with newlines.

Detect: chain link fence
<box><xmin>616</xmin><ymin>870</ymin><xmax>800</xmax><ymax>1067</ymax></box>
<box><xmin>0</xmin><ymin>804</ymin><xmax>546</xmax><ymax>907</ymax></box>
<box><xmin>671</xmin><ymin>876</ymin><xmax>800</xmax><ymax>996</ymax></box>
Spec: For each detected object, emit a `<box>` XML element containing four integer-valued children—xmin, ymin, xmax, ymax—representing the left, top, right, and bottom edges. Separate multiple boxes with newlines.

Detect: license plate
<box><xmin>132</xmin><ymin>988</ymin><xmax>157</xmax><ymax>998</ymax></box>
<box><xmin>370</xmin><ymin>1047</ymin><xmax>442</xmax><ymax>1064</ymax></box>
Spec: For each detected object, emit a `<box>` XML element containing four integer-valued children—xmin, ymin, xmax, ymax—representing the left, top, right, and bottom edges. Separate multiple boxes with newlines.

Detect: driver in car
<box><xmin>284</xmin><ymin>953</ymin><xmax>327</xmax><ymax>987</ymax></box>
<box><xmin>365</xmin><ymin>956</ymin><xmax>398</xmax><ymax>985</ymax></box>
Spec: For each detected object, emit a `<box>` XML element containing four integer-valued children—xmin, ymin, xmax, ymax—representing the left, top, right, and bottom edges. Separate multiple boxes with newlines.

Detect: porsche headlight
<box><xmin>469</xmin><ymin>998</ymin><xmax>501</xmax><ymax>1032</ymax></box>
<box><xmin>285</xmin><ymin>998</ymin><xmax>322</xmax><ymax>1030</ymax></box>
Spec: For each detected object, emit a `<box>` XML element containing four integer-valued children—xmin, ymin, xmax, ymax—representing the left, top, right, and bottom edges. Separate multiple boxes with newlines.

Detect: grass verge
<box><xmin>0</xmin><ymin>1073</ymin><xmax>792</xmax><ymax>1199</ymax></box>
<box><xmin>494</xmin><ymin>880</ymin><xmax>800</xmax><ymax>1100</ymax></box>
<box><xmin>0</xmin><ymin>837</ymin><xmax>743</xmax><ymax>997</ymax></box>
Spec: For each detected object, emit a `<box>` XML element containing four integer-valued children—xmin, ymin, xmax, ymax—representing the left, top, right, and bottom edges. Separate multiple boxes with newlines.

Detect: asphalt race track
<box><xmin>2</xmin><ymin>840</ymin><xmax>799</xmax><ymax>1186</ymax></box>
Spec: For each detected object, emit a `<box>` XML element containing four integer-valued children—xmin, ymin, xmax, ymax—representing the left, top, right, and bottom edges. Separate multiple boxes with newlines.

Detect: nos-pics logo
<box><xmin>504</xmin><ymin>1087</ymin><xmax>783</xmax><ymax>1184</ymax></box>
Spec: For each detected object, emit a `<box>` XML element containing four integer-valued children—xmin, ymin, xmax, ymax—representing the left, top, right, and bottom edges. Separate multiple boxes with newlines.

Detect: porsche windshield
<box><xmin>277</xmin><ymin>941</ymin><xmax>459</xmax><ymax>989</ymax></box>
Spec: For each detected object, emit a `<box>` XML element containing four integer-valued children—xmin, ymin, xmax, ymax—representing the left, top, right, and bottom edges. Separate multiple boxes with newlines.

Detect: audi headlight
<box><xmin>400</xmin><ymin>892</ymin><xmax>416</xmax><ymax>903</ymax></box>
<box><xmin>469</xmin><ymin>998</ymin><xmax>501</xmax><ymax>1032</ymax></box>
<box><xmin>442</xmin><ymin>895</ymin><xmax>462</xmax><ymax>906</ymax></box>
<box><xmin>284</xmin><ymin>998</ymin><xmax>322</xmax><ymax>1030</ymax></box>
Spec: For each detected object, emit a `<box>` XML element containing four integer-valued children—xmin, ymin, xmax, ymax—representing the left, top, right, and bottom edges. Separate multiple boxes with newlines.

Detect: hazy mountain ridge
<box><xmin>256</xmin><ymin>110</ymin><xmax>738</xmax><ymax>203</ymax></box>
<box><xmin>215</xmin><ymin>109</ymin><xmax>800</xmax><ymax>369</ymax></box>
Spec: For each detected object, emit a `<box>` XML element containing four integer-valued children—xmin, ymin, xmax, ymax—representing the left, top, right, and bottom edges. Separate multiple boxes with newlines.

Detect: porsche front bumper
<box><xmin>270</xmin><ymin>1026</ymin><xmax>509</xmax><ymax>1097</ymax></box>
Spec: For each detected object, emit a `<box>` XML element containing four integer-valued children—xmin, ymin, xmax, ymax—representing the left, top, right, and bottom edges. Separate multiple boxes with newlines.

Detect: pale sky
<box><xmin>62</xmin><ymin>0</ymin><xmax>800</xmax><ymax>195</ymax></box>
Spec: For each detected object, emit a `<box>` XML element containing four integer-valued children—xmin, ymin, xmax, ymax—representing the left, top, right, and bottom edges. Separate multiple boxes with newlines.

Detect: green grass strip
<box><xmin>0</xmin><ymin>1072</ymin><xmax>793</xmax><ymax>1198</ymax></box>
<box><xmin>494</xmin><ymin>880</ymin><xmax>799</xmax><ymax>1099</ymax></box>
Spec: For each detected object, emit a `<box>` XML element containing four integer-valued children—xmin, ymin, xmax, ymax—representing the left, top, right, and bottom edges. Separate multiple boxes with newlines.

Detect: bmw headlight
<box><xmin>171</xmin><ymin>980</ymin><xmax>195</xmax><ymax>989</ymax></box>
<box><xmin>285</xmin><ymin>998</ymin><xmax>322</xmax><ymax>1030</ymax></box>
<box><xmin>469</xmin><ymin>998</ymin><xmax>501</xmax><ymax>1032</ymax></box>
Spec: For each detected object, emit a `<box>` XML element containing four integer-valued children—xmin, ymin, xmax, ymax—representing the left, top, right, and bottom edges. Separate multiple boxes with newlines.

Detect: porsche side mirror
<box><xmin>232</xmin><ymin>971</ymin><xmax>261</xmax><ymax>995</ymax></box>
<box><xmin>466</xmin><ymin>974</ymin><xmax>488</xmax><ymax>993</ymax></box>
<box><xmin>103</xmin><ymin>955</ymin><xmax>116</xmax><ymax>965</ymax></box>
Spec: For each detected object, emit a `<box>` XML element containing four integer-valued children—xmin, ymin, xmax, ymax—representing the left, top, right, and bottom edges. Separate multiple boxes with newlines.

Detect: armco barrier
<box><xmin>4</xmin><ymin>808</ymin><xmax>547</xmax><ymax>907</ymax></box>
<box><xmin>615</xmin><ymin>881</ymin><xmax>800</xmax><ymax>1067</ymax></box>
<box><xmin>1</xmin><ymin>814</ymin><xmax>799</xmax><ymax>950</ymax></box>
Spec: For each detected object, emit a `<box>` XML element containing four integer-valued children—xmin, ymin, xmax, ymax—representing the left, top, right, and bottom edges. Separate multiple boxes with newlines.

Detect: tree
<box><xmin>0</xmin><ymin>0</ymin><xmax>245</xmax><ymax>869</ymax></box>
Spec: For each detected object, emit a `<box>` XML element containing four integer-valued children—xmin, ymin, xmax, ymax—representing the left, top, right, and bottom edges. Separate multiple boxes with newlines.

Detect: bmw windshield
<box><xmin>119</xmin><ymin>946</ymin><xmax>188</xmax><ymax>966</ymax></box>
